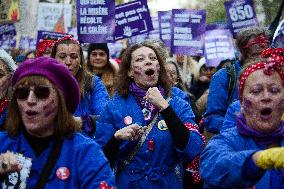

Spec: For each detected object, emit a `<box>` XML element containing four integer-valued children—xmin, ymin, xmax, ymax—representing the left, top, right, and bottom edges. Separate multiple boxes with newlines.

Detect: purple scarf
<box><xmin>129</xmin><ymin>82</ymin><xmax>165</xmax><ymax>124</ymax></box>
<box><xmin>237</xmin><ymin>113</ymin><xmax>284</xmax><ymax>146</ymax></box>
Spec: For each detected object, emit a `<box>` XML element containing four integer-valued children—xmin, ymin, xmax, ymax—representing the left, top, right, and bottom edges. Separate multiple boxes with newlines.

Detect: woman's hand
<box><xmin>114</xmin><ymin>124</ymin><xmax>145</xmax><ymax>141</ymax></box>
<box><xmin>253</xmin><ymin>147</ymin><xmax>284</xmax><ymax>169</ymax></box>
<box><xmin>0</xmin><ymin>151</ymin><xmax>22</xmax><ymax>175</ymax></box>
<box><xmin>144</xmin><ymin>87</ymin><xmax>169</xmax><ymax>111</ymax></box>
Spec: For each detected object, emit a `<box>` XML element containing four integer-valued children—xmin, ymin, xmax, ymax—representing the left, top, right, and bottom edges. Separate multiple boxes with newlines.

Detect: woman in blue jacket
<box><xmin>51</xmin><ymin>36</ymin><xmax>109</xmax><ymax>136</ymax></box>
<box><xmin>201</xmin><ymin>48</ymin><xmax>284</xmax><ymax>189</ymax></box>
<box><xmin>95</xmin><ymin>43</ymin><xmax>204</xmax><ymax>189</ymax></box>
<box><xmin>0</xmin><ymin>57</ymin><xmax>115</xmax><ymax>188</ymax></box>
<box><xmin>204</xmin><ymin>28</ymin><xmax>270</xmax><ymax>134</ymax></box>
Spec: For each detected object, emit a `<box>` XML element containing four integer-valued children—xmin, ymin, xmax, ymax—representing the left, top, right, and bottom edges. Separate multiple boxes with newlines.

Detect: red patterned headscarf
<box><xmin>241</xmin><ymin>34</ymin><xmax>269</xmax><ymax>50</ymax></box>
<box><xmin>238</xmin><ymin>48</ymin><xmax>284</xmax><ymax>101</ymax></box>
<box><xmin>56</xmin><ymin>35</ymin><xmax>80</xmax><ymax>45</ymax></box>
<box><xmin>36</xmin><ymin>39</ymin><xmax>55</xmax><ymax>57</ymax></box>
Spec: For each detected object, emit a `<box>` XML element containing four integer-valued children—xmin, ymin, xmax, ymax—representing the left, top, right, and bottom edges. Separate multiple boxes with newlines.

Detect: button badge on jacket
<box><xmin>56</xmin><ymin>167</ymin><xmax>70</xmax><ymax>180</ymax></box>
<box><xmin>158</xmin><ymin>120</ymin><xmax>168</xmax><ymax>131</ymax></box>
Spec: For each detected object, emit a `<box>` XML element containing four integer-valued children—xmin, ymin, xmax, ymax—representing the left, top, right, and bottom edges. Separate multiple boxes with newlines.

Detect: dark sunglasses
<box><xmin>14</xmin><ymin>86</ymin><xmax>51</xmax><ymax>100</ymax></box>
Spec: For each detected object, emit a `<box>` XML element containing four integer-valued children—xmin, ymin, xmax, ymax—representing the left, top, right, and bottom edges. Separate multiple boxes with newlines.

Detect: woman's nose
<box><xmin>261</xmin><ymin>90</ymin><xmax>272</xmax><ymax>103</ymax></box>
<box><xmin>64</xmin><ymin>57</ymin><xmax>72</xmax><ymax>65</ymax></box>
<box><xmin>145</xmin><ymin>58</ymin><xmax>153</xmax><ymax>65</ymax></box>
<box><xmin>26</xmin><ymin>90</ymin><xmax>37</xmax><ymax>104</ymax></box>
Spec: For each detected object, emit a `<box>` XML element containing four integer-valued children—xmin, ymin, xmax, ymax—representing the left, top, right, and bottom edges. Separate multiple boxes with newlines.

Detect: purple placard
<box><xmin>128</xmin><ymin>33</ymin><xmax>148</xmax><ymax>46</ymax></box>
<box><xmin>76</xmin><ymin>0</ymin><xmax>115</xmax><ymax>43</ymax></box>
<box><xmin>19</xmin><ymin>36</ymin><xmax>36</xmax><ymax>51</ymax></box>
<box><xmin>224</xmin><ymin>0</ymin><xmax>258</xmax><ymax>36</ymax></box>
<box><xmin>204</xmin><ymin>29</ymin><xmax>235</xmax><ymax>67</ymax></box>
<box><xmin>114</xmin><ymin>0</ymin><xmax>153</xmax><ymax>41</ymax></box>
<box><xmin>171</xmin><ymin>9</ymin><xmax>206</xmax><ymax>56</ymax></box>
<box><xmin>158</xmin><ymin>11</ymin><xmax>171</xmax><ymax>48</ymax></box>
<box><xmin>0</xmin><ymin>23</ymin><xmax>17</xmax><ymax>50</ymax></box>
<box><xmin>148</xmin><ymin>17</ymin><xmax>160</xmax><ymax>40</ymax></box>
<box><xmin>206</xmin><ymin>22</ymin><xmax>228</xmax><ymax>31</ymax></box>
<box><xmin>36</xmin><ymin>30</ymin><xmax>69</xmax><ymax>45</ymax></box>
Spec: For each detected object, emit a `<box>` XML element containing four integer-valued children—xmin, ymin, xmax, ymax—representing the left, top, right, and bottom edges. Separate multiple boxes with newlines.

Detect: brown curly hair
<box><xmin>116</xmin><ymin>43</ymin><xmax>173</xmax><ymax>97</ymax></box>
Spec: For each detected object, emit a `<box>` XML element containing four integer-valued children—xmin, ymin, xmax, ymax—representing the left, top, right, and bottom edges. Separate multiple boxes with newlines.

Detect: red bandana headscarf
<box><xmin>36</xmin><ymin>39</ymin><xmax>55</xmax><ymax>57</ymax></box>
<box><xmin>238</xmin><ymin>48</ymin><xmax>284</xmax><ymax>100</ymax></box>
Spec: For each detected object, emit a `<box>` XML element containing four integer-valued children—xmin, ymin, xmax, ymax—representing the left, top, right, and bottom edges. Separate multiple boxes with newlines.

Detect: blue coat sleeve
<box><xmin>221</xmin><ymin>100</ymin><xmax>241</xmax><ymax>132</ymax></box>
<box><xmin>95</xmin><ymin>101</ymin><xmax>116</xmax><ymax>147</ymax></box>
<box><xmin>75</xmin><ymin>138</ymin><xmax>116</xmax><ymax>188</ymax></box>
<box><xmin>91</xmin><ymin>76</ymin><xmax>110</xmax><ymax>116</ymax></box>
<box><xmin>200</xmin><ymin>131</ymin><xmax>259</xmax><ymax>188</ymax></box>
<box><xmin>204</xmin><ymin>69</ymin><xmax>230</xmax><ymax>134</ymax></box>
<box><xmin>171</xmin><ymin>87</ymin><xmax>191</xmax><ymax>104</ymax></box>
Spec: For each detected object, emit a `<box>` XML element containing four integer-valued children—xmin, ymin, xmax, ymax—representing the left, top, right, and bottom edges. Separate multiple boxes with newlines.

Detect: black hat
<box><xmin>87</xmin><ymin>43</ymin><xmax>109</xmax><ymax>60</ymax></box>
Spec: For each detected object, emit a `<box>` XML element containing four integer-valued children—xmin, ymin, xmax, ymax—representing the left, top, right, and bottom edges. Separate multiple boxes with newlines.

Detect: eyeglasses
<box><xmin>14</xmin><ymin>86</ymin><xmax>52</xmax><ymax>100</ymax></box>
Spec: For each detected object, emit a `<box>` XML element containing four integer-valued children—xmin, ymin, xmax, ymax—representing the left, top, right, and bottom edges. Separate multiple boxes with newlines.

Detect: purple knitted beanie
<box><xmin>12</xmin><ymin>56</ymin><xmax>80</xmax><ymax>113</ymax></box>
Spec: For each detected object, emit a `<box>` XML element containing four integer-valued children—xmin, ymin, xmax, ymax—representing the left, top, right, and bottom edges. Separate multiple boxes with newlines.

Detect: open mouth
<box><xmin>260</xmin><ymin>108</ymin><xmax>272</xmax><ymax>116</ymax></box>
<box><xmin>145</xmin><ymin>69</ymin><xmax>155</xmax><ymax>76</ymax></box>
<box><xmin>26</xmin><ymin>111</ymin><xmax>38</xmax><ymax>116</ymax></box>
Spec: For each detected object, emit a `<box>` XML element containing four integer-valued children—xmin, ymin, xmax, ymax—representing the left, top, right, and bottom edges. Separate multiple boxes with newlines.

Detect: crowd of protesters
<box><xmin>0</xmin><ymin>16</ymin><xmax>282</xmax><ymax>189</ymax></box>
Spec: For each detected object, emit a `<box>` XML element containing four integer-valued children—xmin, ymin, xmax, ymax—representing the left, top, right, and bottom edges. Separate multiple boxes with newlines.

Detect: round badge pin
<box><xmin>56</xmin><ymin>167</ymin><xmax>70</xmax><ymax>180</ymax></box>
<box><xmin>124</xmin><ymin>116</ymin><xmax>133</xmax><ymax>125</ymax></box>
<box><xmin>158</xmin><ymin>120</ymin><xmax>168</xmax><ymax>131</ymax></box>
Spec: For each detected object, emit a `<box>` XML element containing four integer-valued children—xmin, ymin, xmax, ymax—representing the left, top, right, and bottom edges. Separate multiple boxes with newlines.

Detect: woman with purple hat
<box><xmin>95</xmin><ymin>43</ymin><xmax>204</xmax><ymax>188</ymax></box>
<box><xmin>200</xmin><ymin>48</ymin><xmax>284</xmax><ymax>189</ymax></box>
<box><xmin>51</xmin><ymin>36</ymin><xmax>110</xmax><ymax>136</ymax></box>
<box><xmin>0</xmin><ymin>57</ymin><xmax>115</xmax><ymax>188</ymax></box>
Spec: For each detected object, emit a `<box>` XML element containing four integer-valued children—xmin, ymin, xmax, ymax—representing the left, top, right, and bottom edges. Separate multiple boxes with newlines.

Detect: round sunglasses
<box><xmin>14</xmin><ymin>86</ymin><xmax>52</xmax><ymax>100</ymax></box>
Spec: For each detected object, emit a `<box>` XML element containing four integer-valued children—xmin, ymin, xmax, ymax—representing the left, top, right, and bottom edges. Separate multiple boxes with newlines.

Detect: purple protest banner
<box><xmin>148</xmin><ymin>17</ymin><xmax>160</xmax><ymax>40</ymax></box>
<box><xmin>204</xmin><ymin>29</ymin><xmax>235</xmax><ymax>67</ymax></box>
<box><xmin>19</xmin><ymin>36</ymin><xmax>30</xmax><ymax>50</ymax></box>
<box><xmin>0</xmin><ymin>23</ymin><xmax>16</xmax><ymax>50</ymax></box>
<box><xmin>114</xmin><ymin>0</ymin><xmax>153</xmax><ymax>41</ymax></box>
<box><xmin>158</xmin><ymin>11</ymin><xmax>171</xmax><ymax>48</ymax></box>
<box><xmin>36</xmin><ymin>30</ymin><xmax>69</xmax><ymax>45</ymax></box>
<box><xmin>171</xmin><ymin>9</ymin><xmax>206</xmax><ymax>56</ymax></box>
<box><xmin>128</xmin><ymin>33</ymin><xmax>148</xmax><ymax>46</ymax></box>
<box><xmin>224</xmin><ymin>0</ymin><xmax>258</xmax><ymax>37</ymax></box>
<box><xmin>29</xmin><ymin>38</ymin><xmax>37</xmax><ymax>51</ymax></box>
<box><xmin>76</xmin><ymin>0</ymin><xmax>115</xmax><ymax>43</ymax></box>
<box><xmin>19</xmin><ymin>36</ymin><xmax>36</xmax><ymax>51</ymax></box>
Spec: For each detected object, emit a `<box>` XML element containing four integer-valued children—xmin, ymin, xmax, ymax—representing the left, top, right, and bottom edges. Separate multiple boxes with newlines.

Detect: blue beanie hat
<box><xmin>12</xmin><ymin>56</ymin><xmax>80</xmax><ymax>113</ymax></box>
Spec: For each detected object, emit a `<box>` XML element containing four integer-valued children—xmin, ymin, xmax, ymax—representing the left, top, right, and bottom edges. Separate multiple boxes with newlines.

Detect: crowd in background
<box><xmin>0</xmin><ymin>14</ymin><xmax>282</xmax><ymax>188</ymax></box>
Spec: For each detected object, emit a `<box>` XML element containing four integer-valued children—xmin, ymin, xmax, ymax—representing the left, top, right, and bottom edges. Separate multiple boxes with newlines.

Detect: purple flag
<box><xmin>204</xmin><ymin>29</ymin><xmax>235</xmax><ymax>67</ymax></box>
<box><xmin>114</xmin><ymin>0</ymin><xmax>153</xmax><ymax>41</ymax></box>
<box><xmin>158</xmin><ymin>11</ymin><xmax>172</xmax><ymax>48</ymax></box>
<box><xmin>171</xmin><ymin>9</ymin><xmax>206</xmax><ymax>56</ymax></box>
<box><xmin>224</xmin><ymin>0</ymin><xmax>258</xmax><ymax>37</ymax></box>
<box><xmin>76</xmin><ymin>0</ymin><xmax>115</xmax><ymax>43</ymax></box>
<box><xmin>0</xmin><ymin>23</ymin><xmax>16</xmax><ymax>50</ymax></box>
